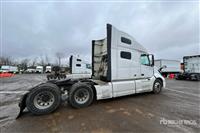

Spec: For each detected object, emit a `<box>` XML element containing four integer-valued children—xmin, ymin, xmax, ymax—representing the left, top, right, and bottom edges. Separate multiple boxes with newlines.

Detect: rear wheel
<box><xmin>26</xmin><ymin>83</ymin><xmax>61</xmax><ymax>115</ymax></box>
<box><xmin>153</xmin><ymin>79</ymin><xmax>162</xmax><ymax>94</ymax></box>
<box><xmin>68</xmin><ymin>83</ymin><xmax>94</xmax><ymax>108</ymax></box>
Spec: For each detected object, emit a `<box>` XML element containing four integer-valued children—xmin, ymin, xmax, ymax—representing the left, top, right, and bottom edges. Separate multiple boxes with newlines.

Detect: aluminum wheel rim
<box><xmin>74</xmin><ymin>88</ymin><xmax>89</xmax><ymax>104</ymax></box>
<box><xmin>33</xmin><ymin>91</ymin><xmax>55</xmax><ymax>109</ymax></box>
<box><xmin>154</xmin><ymin>82</ymin><xmax>161</xmax><ymax>92</ymax></box>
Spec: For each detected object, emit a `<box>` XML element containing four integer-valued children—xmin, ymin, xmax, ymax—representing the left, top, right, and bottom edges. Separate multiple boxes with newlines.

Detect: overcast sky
<box><xmin>0</xmin><ymin>1</ymin><xmax>199</xmax><ymax>64</ymax></box>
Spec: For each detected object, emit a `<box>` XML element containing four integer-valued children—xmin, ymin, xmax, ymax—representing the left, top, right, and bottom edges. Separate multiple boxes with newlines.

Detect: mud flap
<box><xmin>16</xmin><ymin>93</ymin><xmax>28</xmax><ymax>119</ymax></box>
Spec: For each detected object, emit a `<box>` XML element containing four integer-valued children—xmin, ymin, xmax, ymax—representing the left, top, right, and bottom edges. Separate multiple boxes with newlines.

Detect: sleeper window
<box><xmin>120</xmin><ymin>51</ymin><xmax>131</xmax><ymax>60</ymax></box>
<box><xmin>121</xmin><ymin>37</ymin><xmax>131</xmax><ymax>45</ymax></box>
<box><xmin>76</xmin><ymin>64</ymin><xmax>81</xmax><ymax>67</ymax></box>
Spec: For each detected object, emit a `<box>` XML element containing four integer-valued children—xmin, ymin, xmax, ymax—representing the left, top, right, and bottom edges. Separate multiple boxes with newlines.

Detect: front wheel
<box><xmin>26</xmin><ymin>83</ymin><xmax>61</xmax><ymax>115</ymax></box>
<box><xmin>68</xmin><ymin>83</ymin><xmax>94</xmax><ymax>108</ymax></box>
<box><xmin>153</xmin><ymin>79</ymin><xmax>162</xmax><ymax>94</ymax></box>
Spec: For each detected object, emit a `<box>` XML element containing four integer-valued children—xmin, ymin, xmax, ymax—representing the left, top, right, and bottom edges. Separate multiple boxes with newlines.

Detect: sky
<box><xmin>0</xmin><ymin>0</ymin><xmax>199</xmax><ymax>64</ymax></box>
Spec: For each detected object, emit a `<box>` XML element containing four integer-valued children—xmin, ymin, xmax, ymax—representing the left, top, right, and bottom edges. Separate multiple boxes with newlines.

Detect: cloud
<box><xmin>1</xmin><ymin>1</ymin><xmax>199</xmax><ymax>64</ymax></box>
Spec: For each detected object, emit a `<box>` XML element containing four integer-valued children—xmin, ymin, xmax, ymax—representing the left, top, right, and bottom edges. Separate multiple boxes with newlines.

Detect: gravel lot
<box><xmin>0</xmin><ymin>74</ymin><xmax>200</xmax><ymax>133</ymax></box>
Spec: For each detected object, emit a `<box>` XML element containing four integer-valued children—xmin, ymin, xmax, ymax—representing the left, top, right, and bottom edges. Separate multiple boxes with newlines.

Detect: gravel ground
<box><xmin>0</xmin><ymin>74</ymin><xmax>199</xmax><ymax>133</ymax></box>
<box><xmin>0</xmin><ymin>74</ymin><xmax>47</xmax><ymax>127</ymax></box>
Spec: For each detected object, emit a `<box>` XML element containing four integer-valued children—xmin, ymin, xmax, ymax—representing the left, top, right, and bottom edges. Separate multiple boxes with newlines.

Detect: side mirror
<box><xmin>148</xmin><ymin>54</ymin><xmax>154</xmax><ymax>66</ymax></box>
<box><xmin>159</xmin><ymin>65</ymin><xmax>167</xmax><ymax>72</ymax></box>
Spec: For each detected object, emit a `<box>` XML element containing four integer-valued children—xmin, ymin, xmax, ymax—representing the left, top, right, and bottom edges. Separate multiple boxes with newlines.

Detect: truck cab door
<box><xmin>140</xmin><ymin>54</ymin><xmax>154</xmax><ymax>78</ymax></box>
<box><xmin>136</xmin><ymin>54</ymin><xmax>154</xmax><ymax>93</ymax></box>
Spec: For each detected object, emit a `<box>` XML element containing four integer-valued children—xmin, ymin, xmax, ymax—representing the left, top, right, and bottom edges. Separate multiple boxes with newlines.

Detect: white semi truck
<box><xmin>69</xmin><ymin>55</ymin><xmax>91</xmax><ymax>75</ymax></box>
<box><xmin>17</xmin><ymin>24</ymin><xmax>165</xmax><ymax>117</ymax></box>
<box><xmin>176</xmin><ymin>55</ymin><xmax>200</xmax><ymax>81</ymax></box>
<box><xmin>45</xmin><ymin>66</ymin><xmax>52</xmax><ymax>73</ymax></box>
<box><xmin>67</xmin><ymin>55</ymin><xmax>92</xmax><ymax>79</ymax></box>
<box><xmin>46</xmin><ymin>55</ymin><xmax>92</xmax><ymax>80</ymax></box>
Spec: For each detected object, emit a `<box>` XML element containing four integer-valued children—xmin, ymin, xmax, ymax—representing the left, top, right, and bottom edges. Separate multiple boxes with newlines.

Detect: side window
<box><xmin>121</xmin><ymin>51</ymin><xmax>131</xmax><ymax>60</ymax></box>
<box><xmin>140</xmin><ymin>55</ymin><xmax>150</xmax><ymax>66</ymax></box>
<box><xmin>121</xmin><ymin>37</ymin><xmax>131</xmax><ymax>44</ymax></box>
<box><xmin>86</xmin><ymin>64</ymin><xmax>91</xmax><ymax>69</ymax></box>
<box><xmin>76</xmin><ymin>64</ymin><xmax>81</xmax><ymax>67</ymax></box>
<box><xmin>77</xmin><ymin>59</ymin><xmax>82</xmax><ymax>61</ymax></box>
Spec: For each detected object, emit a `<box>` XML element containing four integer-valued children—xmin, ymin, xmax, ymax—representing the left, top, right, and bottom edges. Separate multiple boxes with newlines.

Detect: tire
<box><xmin>26</xmin><ymin>83</ymin><xmax>61</xmax><ymax>115</ymax></box>
<box><xmin>190</xmin><ymin>74</ymin><xmax>200</xmax><ymax>81</ymax></box>
<box><xmin>47</xmin><ymin>75</ymin><xmax>50</xmax><ymax>80</ymax></box>
<box><xmin>197</xmin><ymin>75</ymin><xmax>200</xmax><ymax>81</ymax></box>
<box><xmin>68</xmin><ymin>83</ymin><xmax>94</xmax><ymax>108</ymax></box>
<box><xmin>153</xmin><ymin>79</ymin><xmax>162</xmax><ymax>94</ymax></box>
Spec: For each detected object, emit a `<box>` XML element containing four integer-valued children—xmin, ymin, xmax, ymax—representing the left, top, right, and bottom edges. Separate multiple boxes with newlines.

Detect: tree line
<box><xmin>0</xmin><ymin>52</ymin><xmax>64</xmax><ymax>70</ymax></box>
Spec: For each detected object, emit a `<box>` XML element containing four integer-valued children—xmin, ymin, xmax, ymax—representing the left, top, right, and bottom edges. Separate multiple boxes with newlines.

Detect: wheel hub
<box><xmin>33</xmin><ymin>91</ymin><xmax>55</xmax><ymax>109</ymax></box>
<box><xmin>41</xmin><ymin>94</ymin><xmax>50</xmax><ymax>102</ymax></box>
<box><xmin>74</xmin><ymin>88</ymin><xmax>89</xmax><ymax>104</ymax></box>
<box><xmin>154</xmin><ymin>82</ymin><xmax>161</xmax><ymax>92</ymax></box>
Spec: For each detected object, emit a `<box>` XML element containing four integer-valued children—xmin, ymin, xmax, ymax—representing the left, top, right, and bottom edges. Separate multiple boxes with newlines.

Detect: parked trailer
<box><xmin>176</xmin><ymin>55</ymin><xmax>200</xmax><ymax>81</ymax></box>
<box><xmin>26</xmin><ymin>68</ymin><xmax>36</xmax><ymax>73</ymax></box>
<box><xmin>17</xmin><ymin>24</ymin><xmax>165</xmax><ymax>117</ymax></box>
<box><xmin>0</xmin><ymin>65</ymin><xmax>18</xmax><ymax>73</ymax></box>
<box><xmin>35</xmin><ymin>66</ymin><xmax>43</xmax><ymax>73</ymax></box>
<box><xmin>155</xmin><ymin>59</ymin><xmax>182</xmax><ymax>77</ymax></box>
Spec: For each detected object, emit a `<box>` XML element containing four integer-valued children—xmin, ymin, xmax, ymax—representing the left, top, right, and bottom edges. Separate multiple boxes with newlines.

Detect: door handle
<box><xmin>134</xmin><ymin>74</ymin><xmax>137</xmax><ymax>77</ymax></box>
<box><xmin>141</xmin><ymin>74</ymin><xmax>144</xmax><ymax>76</ymax></box>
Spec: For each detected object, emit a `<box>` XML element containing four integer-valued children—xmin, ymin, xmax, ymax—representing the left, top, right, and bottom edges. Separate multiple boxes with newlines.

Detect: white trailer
<box><xmin>26</xmin><ymin>68</ymin><xmax>36</xmax><ymax>73</ymax></box>
<box><xmin>18</xmin><ymin>24</ymin><xmax>165</xmax><ymax>117</ymax></box>
<box><xmin>0</xmin><ymin>65</ymin><xmax>10</xmax><ymax>73</ymax></box>
<box><xmin>176</xmin><ymin>55</ymin><xmax>200</xmax><ymax>80</ymax></box>
<box><xmin>9</xmin><ymin>66</ymin><xmax>18</xmax><ymax>73</ymax></box>
<box><xmin>155</xmin><ymin>59</ymin><xmax>181</xmax><ymax>77</ymax></box>
<box><xmin>35</xmin><ymin>66</ymin><xmax>43</xmax><ymax>73</ymax></box>
<box><xmin>0</xmin><ymin>65</ymin><xmax>18</xmax><ymax>73</ymax></box>
<box><xmin>183</xmin><ymin>55</ymin><xmax>200</xmax><ymax>73</ymax></box>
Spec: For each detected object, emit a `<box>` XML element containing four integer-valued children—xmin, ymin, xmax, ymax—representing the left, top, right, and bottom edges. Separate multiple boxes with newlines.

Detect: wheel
<box><xmin>26</xmin><ymin>83</ymin><xmax>61</xmax><ymax>115</ymax></box>
<box><xmin>50</xmin><ymin>75</ymin><xmax>54</xmax><ymax>80</ymax></box>
<box><xmin>190</xmin><ymin>74</ymin><xmax>200</xmax><ymax>81</ymax></box>
<box><xmin>153</xmin><ymin>79</ymin><xmax>162</xmax><ymax>94</ymax></box>
<box><xmin>60</xmin><ymin>75</ymin><xmax>64</xmax><ymax>79</ymax></box>
<box><xmin>47</xmin><ymin>75</ymin><xmax>50</xmax><ymax>80</ymax></box>
<box><xmin>197</xmin><ymin>75</ymin><xmax>200</xmax><ymax>81</ymax></box>
<box><xmin>68</xmin><ymin>83</ymin><xmax>94</xmax><ymax>108</ymax></box>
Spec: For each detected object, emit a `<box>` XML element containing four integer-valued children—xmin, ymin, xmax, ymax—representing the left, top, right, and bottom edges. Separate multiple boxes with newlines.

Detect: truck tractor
<box><xmin>46</xmin><ymin>55</ymin><xmax>91</xmax><ymax>80</ymax></box>
<box><xmin>176</xmin><ymin>55</ymin><xmax>200</xmax><ymax>81</ymax></box>
<box><xmin>17</xmin><ymin>24</ymin><xmax>165</xmax><ymax>117</ymax></box>
<box><xmin>46</xmin><ymin>66</ymin><xmax>66</xmax><ymax>80</ymax></box>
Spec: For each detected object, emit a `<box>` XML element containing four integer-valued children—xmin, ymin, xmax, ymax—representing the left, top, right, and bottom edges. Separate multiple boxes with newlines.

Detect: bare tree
<box><xmin>19</xmin><ymin>58</ymin><xmax>29</xmax><ymax>70</ymax></box>
<box><xmin>45</xmin><ymin>55</ymin><xmax>50</xmax><ymax>65</ymax></box>
<box><xmin>31</xmin><ymin>57</ymin><xmax>38</xmax><ymax>67</ymax></box>
<box><xmin>0</xmin><ymin>56</ymin><xmax>13</xmax><ymax>65</ymax></box>
<box><xmin>39</xmin><ymin>55</ymin><xmax>45</xmax><ymax>66</ymax></box>
<box><xmin>55</xmin><ymin>52</ymin><xmax>64</xmax><ymax>66</ymax></box>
